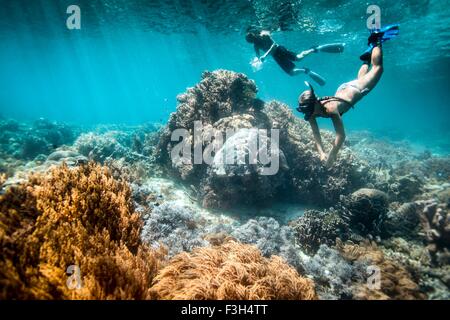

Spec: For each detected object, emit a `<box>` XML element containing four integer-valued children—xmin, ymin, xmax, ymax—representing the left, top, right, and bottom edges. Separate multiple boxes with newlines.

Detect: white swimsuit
<box><xmin>337</xmin><ymin>80</ymin><xmax>370</xmax><ymax>96</ymax></box>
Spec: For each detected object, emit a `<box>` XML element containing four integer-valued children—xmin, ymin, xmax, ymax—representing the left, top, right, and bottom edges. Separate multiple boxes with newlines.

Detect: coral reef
<box><xmin>290</xmin><ymin>209</ymin><xmax>348</xmax><ymax>254</ymax></box>
<box><xmin>0</xmin><ymin>118</ymin><xmax>79</xmax><ymax>178</ymax></box>
<box><xmin>264</xmin><ymin>101</ymin><xmax>371</xmax><ymax>205</ymax></box>
<box><xmin>336</xmin><ymin>241</ymin><xmax>426</xmax><ymax>300</ymax></box>
<box><xmin>0</xmin><ymin>162</ymin><xmax>163</xmax><ymax>299</ymax></box>
<box><xmin>417</xmin><ymin>200</ymin><xmax>450</xmax><ymax>265</ymax></box>
<box><xmin>156</xmin><ymin>70</ymin><xmax>283</xmax><ymax>209</ymax></box>
<box><xmin>380</xmin><ymin>237</ymin><xmax>450</xmax><ymax>299</ymax></box>
<box><xmin>141</xmin><ymin>202</ymin><xmax>209</xmax><ymax>256</ymax></box>
<box><xmin>75</xmin><ymin>131</ymin><xmax>134</xmax><ymax>163</ymax></box>
<box><xmin>1</xmin><ymin>71</ymin><xmax>449</xmax><ymax>300</ymax></box>
<box><xmin>156</xmin><ymin>70</ymin><xmax>370</xmax><ymax>209</ymax></box>
<box><xmin>298</xmin><ymin>245</ymin><xmax>368</xmax><ymax>300</ymax></box>
<box><xmin>0</xmin><ymin>118</ymin><xmax>76</xmax><ymax>161</ymax></box>
<box><xmin>347</xmin><ymin>131</ymin><xmax>417</xmax><ymax>170</ymax></box>
<box><xmin>229</xmin><ymin>217</ymin><xmax>301</xmax><ymax>270</ymax></box>
<box><xmin>384</xmin><ymin>202</ymin><xmax>421</xmax><ymax>240</ymax></box>
<box><xmin>138</xmin><ymin>178</ymin><xmax>301</xmax><ymax>268</ymax></box>
<box><xmin>348</xmin><ymin>131</ymin><xmax>450</xmax><ymax>203</ymax></box>
<box><xmin>388</xmin><ymin>174</ymin><xmax>424</xmax><ymax>202</ymax></box>
<box><xmin>72</xmin><ymin>125</ymin><xmax>161</xmax><ymax>183</ymax></box>
<box><xmin>150</xmin><ymin>240</ymin><xmax>317</xmax><ymax>300</ymax></box>
<box><xmin>339</xmin><ymin>188</ymin><xmax>389</xmax><ymax>237</ymax></box>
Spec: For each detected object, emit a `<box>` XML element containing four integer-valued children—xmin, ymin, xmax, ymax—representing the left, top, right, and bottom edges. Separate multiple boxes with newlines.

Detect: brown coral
<box><xmin>417</xmin><ymin>200</ymin><xmax>450</xmax><ymax>265</ymax></box>
<box><xmin>0</xmin><ymin>162</ymin><xmax>164</xmax><ymax>299</ymax></box>
<box><xmin>336</xmin><ymin>240</ymin><xmax>425</xmax><ymax>300</ymax></box>
<box><xmin>150</xmin><ymin>240</ymin><xmax>317</xmax><ymax>300</ymax></box>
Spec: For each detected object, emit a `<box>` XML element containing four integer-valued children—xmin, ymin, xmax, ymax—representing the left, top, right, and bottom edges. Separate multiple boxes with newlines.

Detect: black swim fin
<box><xmin>303</xmin><ymin>68</ymin><xmax>326</xmax><ymax>86</ymax></box>
<box><xmin>360</xmin><ymin>24</ymin><xmax>400</xmax><ymax>62</ymax></box>
<box><xmin>360</xmin><ymin>44</ymin><xmax>375</xmax><ymax>62</ymax></box>
<box><xmin>368</xmin><ymin>24</ymin><xmax>400</xmax><ymax>46</ymax></box>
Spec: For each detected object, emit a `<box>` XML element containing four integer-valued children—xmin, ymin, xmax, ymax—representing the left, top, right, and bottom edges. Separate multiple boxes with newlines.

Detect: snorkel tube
<box><xmin>297</xmin><ymin>81</ymin><xmax>318</xmax><ymax>121</ymax></box>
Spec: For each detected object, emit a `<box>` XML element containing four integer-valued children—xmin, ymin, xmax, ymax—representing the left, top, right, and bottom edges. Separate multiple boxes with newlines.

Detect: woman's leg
<box><xmin>357</xmin><ymin>46</ymin><xmax>384</xmax><ymax>91</ymax></box>
<box><xmin>358</xmin><ymin>63</ymin><xmax>370</xmax><ymax>79</ymax></box>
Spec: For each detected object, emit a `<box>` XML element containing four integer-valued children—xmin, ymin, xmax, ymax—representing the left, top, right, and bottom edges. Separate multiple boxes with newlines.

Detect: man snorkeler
<box><xmin>297</xmin><ymin>24</ymin><xmax>399</xmax><ymax>166</ymax></box>
<box><xmin>245</xmin><ymin>28</ymin><xmax>345</xmax><ymax>86</ymax></box>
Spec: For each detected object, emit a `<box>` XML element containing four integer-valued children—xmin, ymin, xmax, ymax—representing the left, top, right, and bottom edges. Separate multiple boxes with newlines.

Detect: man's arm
<box><xmin>253</xmin><ymin>44</ymin><xmax>261</xmax><ymax>58</ymax></box>
<box><xmin>326</xmin><ymin>113</ymin><xmax>346</xmax><ymax>166</ymax></box>
<box><xmin>309</xmin><ymin>117</ymin><xmax>327</xmax><ymax>161</ymax></box>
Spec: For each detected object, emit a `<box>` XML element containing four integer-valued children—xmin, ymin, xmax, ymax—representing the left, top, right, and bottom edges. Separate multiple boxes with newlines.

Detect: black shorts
<box><xmin>272</xmin><ymin>46</ymin><xmax>297</xmax><ymax>74</ymax></box>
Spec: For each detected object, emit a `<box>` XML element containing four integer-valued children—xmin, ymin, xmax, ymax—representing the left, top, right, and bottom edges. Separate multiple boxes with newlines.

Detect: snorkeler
<box><xmin>297</xmin><ymin>24</ymin><xmax>399</xmax><ymax>166</ymax></box>
<box><xmin>245</xmin><ymin>29</ymin><xmax>345</xmax><ymax>86</ymax></box>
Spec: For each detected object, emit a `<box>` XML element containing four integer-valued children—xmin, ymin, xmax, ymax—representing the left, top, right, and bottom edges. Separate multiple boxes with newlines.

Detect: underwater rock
<box><xmin>156</xmin><ymin>70</ymin><xmax>371</xmax><ymax>209</ymax></box>
<box><xmin>339</xmin><ymin>188</ymin><xmax>389</xmax><ymax>237</ymax></box>
<box><xmin>46</xmin><ymin>150</ymin><xmax>80</xmax><ymax>161</ymax></box>
<box><xmin>149</xmin><ymin>240</ymin><xmax>317</xmax><ymax>300</ymax></box>
<box><xmin>46</xmin><ymin>149</ymin><xmax>88</xmax><ymax>167</ymax></box>
<box><xmin>290</xmin><ymin>209</ymin><xmax>348</xmax><ymax>254</ymax></box>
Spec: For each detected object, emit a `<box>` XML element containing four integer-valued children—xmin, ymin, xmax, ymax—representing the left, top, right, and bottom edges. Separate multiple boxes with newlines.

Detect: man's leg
<box><xmin>290</xmin><ymin>68</ymin><xmax>306</xmax><ymax>76</ymax></box>
<box><xmin>290</xmin><ymin>68</ymin><xmax>326</xmax><ymax>86</ymax></box>
<box><xmin>296</xmin><ymin>48</ymin><xmax>315</xmax><ymax>61</ymax></box>
<box><xmin>357</xmin><ymin>46</ymin><xmax>383</xmax><ymax>91</ymax></box>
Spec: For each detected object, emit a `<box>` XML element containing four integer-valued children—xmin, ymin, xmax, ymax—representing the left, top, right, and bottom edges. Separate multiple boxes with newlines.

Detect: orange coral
<box><xmin>150</xmin><ymin>240</ymin><xmax>317</xmax><ymax>300</ymax></box>
<box><xmin>0</xmin><ymin>162</ymin><xmax>164</xmax><ymax>299</ymax></box>
<box><xmin>0</xmin><ymin>173</ymin><xmax>5</xmax><ymax>186</ymax></box>
<box><xmin>336</xmin><ymin>240</ymin><xmax>425</xmax><ymax>300</ymax></box>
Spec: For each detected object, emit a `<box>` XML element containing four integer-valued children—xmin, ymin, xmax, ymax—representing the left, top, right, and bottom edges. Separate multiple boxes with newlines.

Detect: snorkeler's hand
<box><xmin>325</xmin><ymin>149</ymin><xmax>338</xmax><ymax>167</ymax></box>
<box><xmin>319</xmin><ymin>151</ymin><xmax>327</xmax><ymax>162</ymax></box>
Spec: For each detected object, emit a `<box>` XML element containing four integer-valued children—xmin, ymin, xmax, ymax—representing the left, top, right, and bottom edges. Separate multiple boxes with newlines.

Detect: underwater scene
<box><xmin>0</xmin><ymin>0</ymin><xmax>449</xmax><ymax>301</ymax></box>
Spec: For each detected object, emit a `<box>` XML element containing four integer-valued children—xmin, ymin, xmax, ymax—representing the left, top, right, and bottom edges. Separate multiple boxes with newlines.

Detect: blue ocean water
<box><xmin>0</xmin><ymin>0</ymin><xmax>449</xmax><ymax>151</ymax></box>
